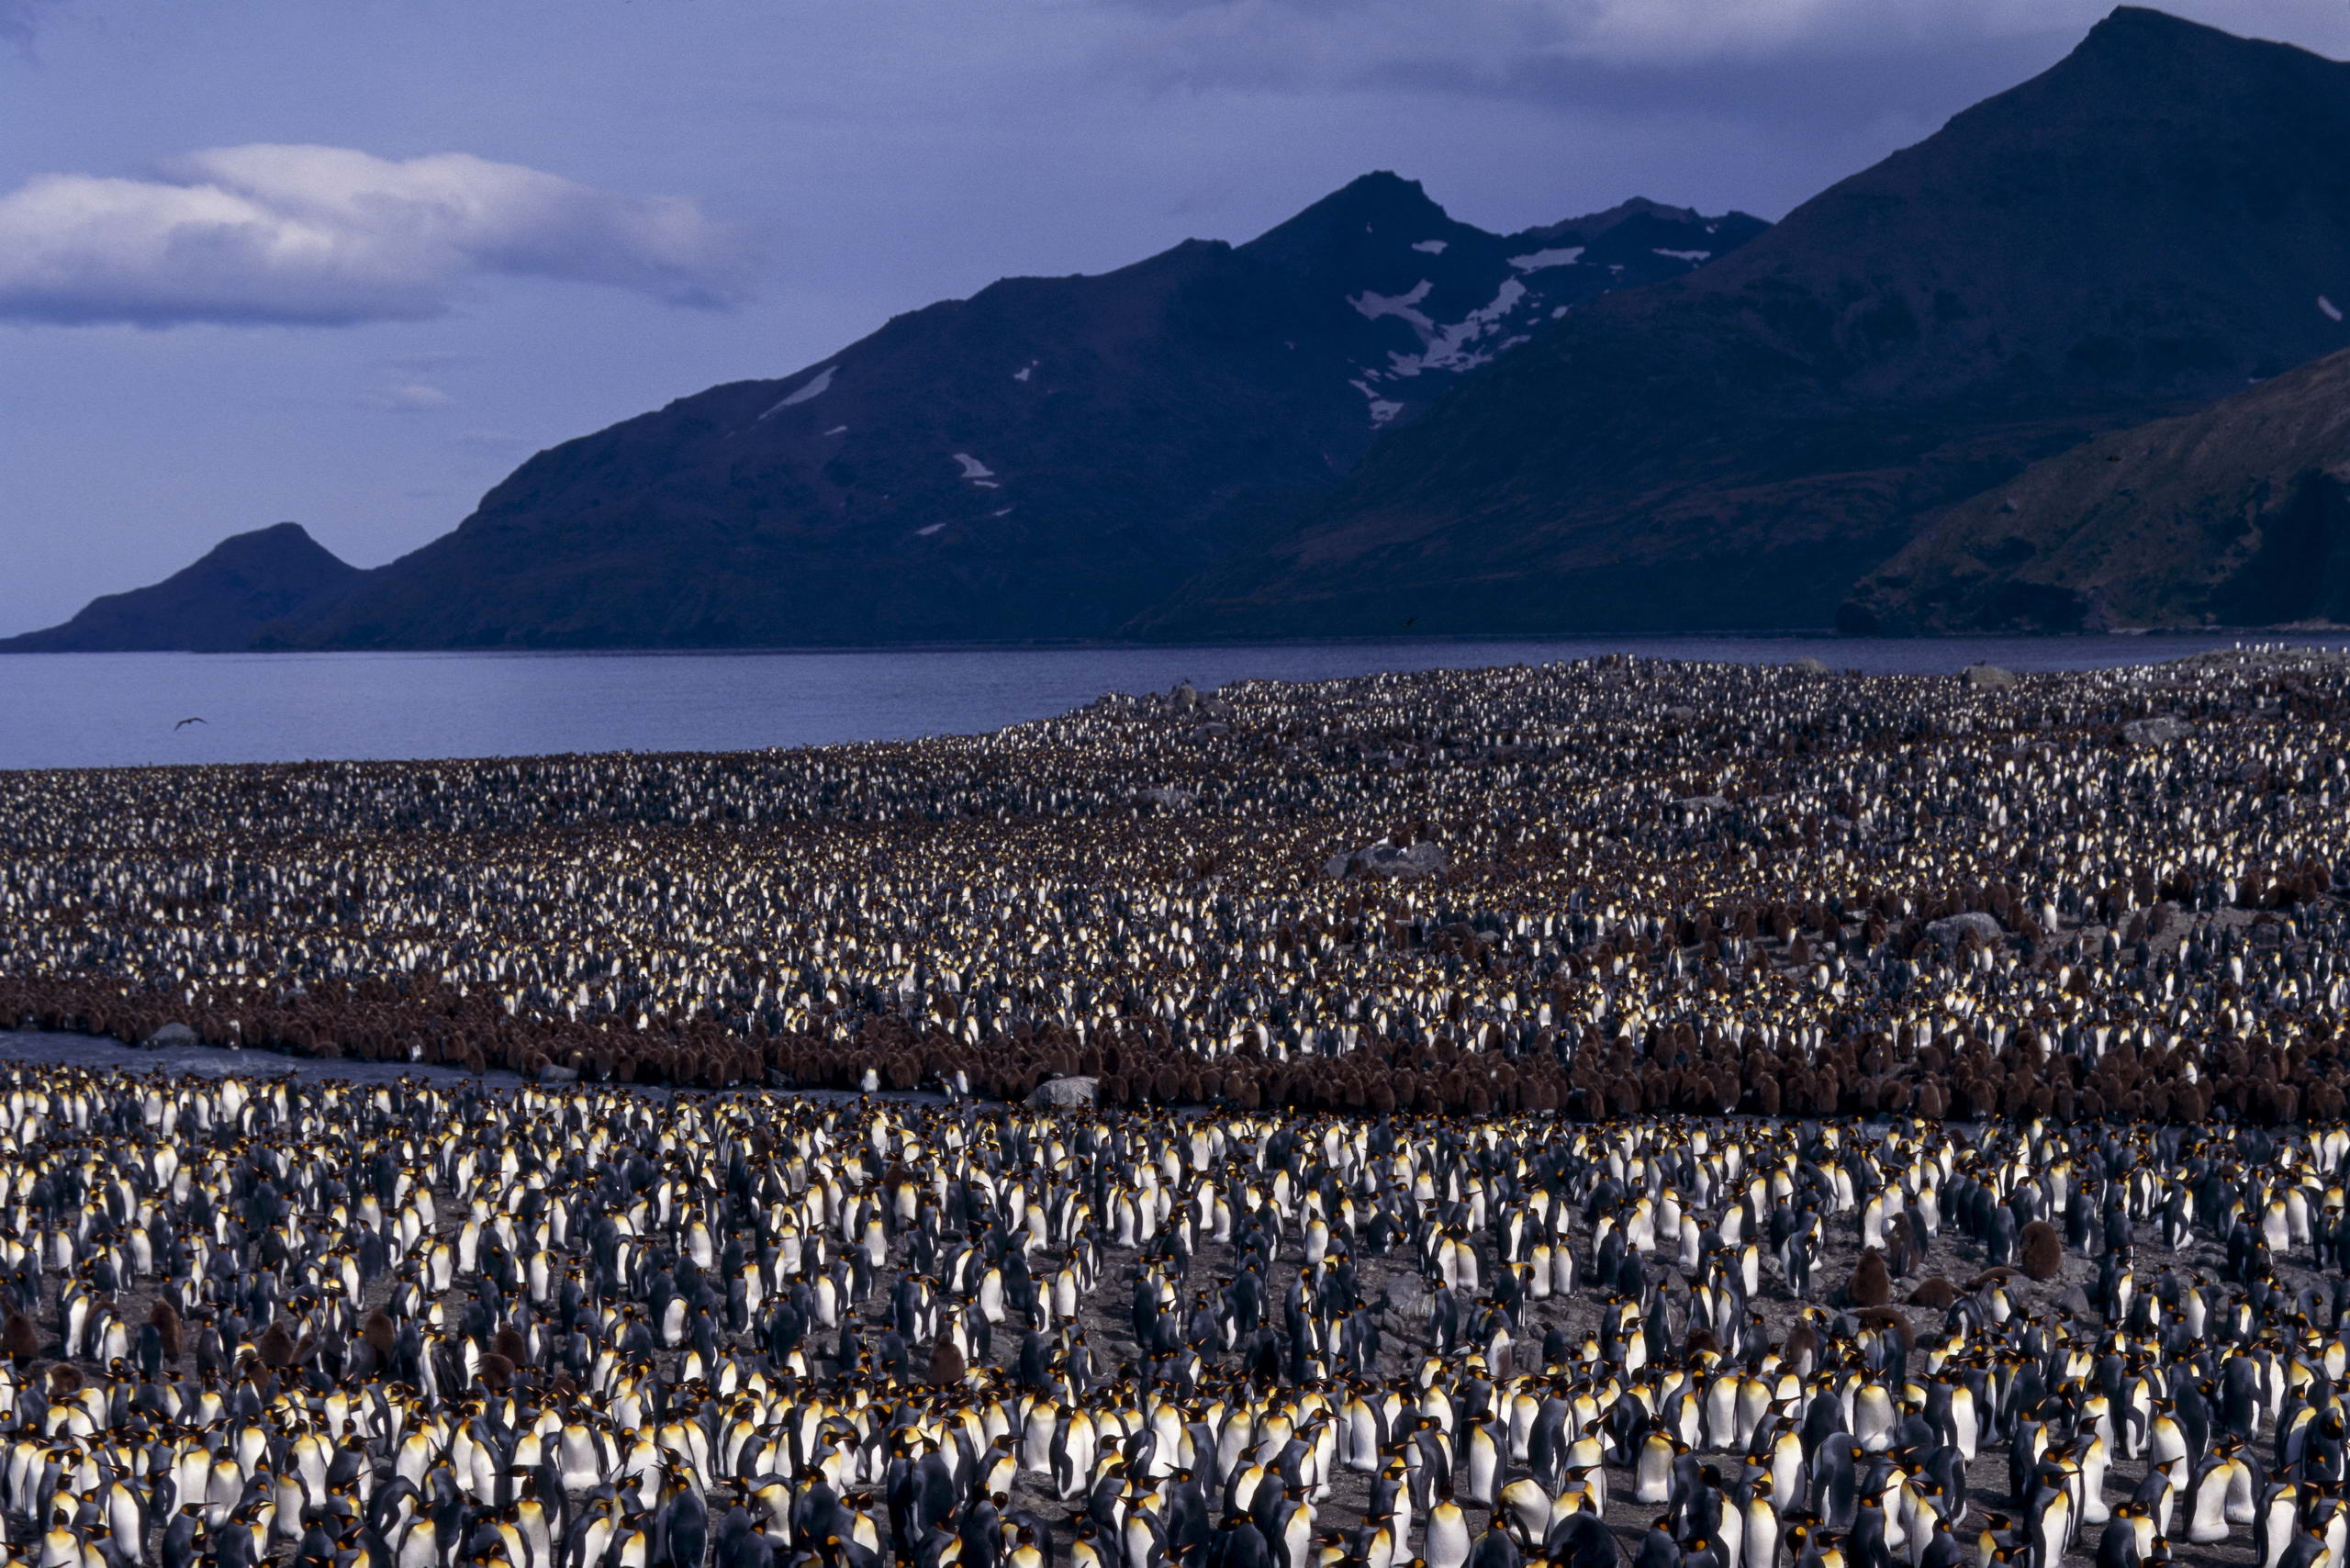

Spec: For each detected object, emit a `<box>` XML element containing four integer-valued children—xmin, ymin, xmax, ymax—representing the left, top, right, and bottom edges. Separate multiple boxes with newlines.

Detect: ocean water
<box><xmin>3</xmin><ymin>633</ymin><xmax>2343</xmax><ymax>771</ymax></box>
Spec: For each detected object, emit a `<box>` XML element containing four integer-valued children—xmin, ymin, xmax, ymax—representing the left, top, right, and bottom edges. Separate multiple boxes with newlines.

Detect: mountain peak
<box><xmin>1240</xmin><ymin>171</ymin><xmax>1457</xmax><ymax>270</ymax></box>
<box><xmin>1</xmin><ymin>521</ymin><xmax>358</xmax><ymax>654</ymax></box>
<box><xmin>220</xmin><ymin>520</ymin><xmax>330</xmax><ymax>554</ymax></box>
<box><xmin>2049</xmin><ymin>3</ymin><xmax>2332</xmax><ymax>85</ymax></box>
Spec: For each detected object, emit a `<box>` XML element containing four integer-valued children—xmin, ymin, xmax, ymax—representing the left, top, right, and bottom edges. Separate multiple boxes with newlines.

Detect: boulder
<box><xmin>1027</xmin><ymin>1075</ymin><xmax>1099</xmax><ymax>1109</ymax></box>
<box><xmin>1787</xmin><ymin>656</ymin><xmax>1830</xmax><ymax>675</ymax></box>
<box><xmin>1926</xmin><ymin>912</ymin><xmax>2004</xmax><ymax>947</ymax></box>
<box><xmin>533</xmin><ymin>1064</ymin><xmax>580</xmax><ymax>1084</ymax></box>
<box><xmin>1321</xmin><ymin>839</ymin><xmax>1450</xmax><ymax>879</ymax></box>
<box><xmin>1140</xmin><ymin>787</ymin><xmax>1195</xmax><ymax>810</ymax></box>
<box><xmin>143</xmin><ymin>1022</ymin><xmax>198</xmax><ymax>1048</ymax></box>
<box><xmin>1962</xmin><ymin>664</ymin><xmax>2018</xmax><ymax>689</ymax></box>
<box><xmin>2121</xmin><ymin>715</ymin><xmax>2192</xmax><ymax>745</ymax></box>
<box><xmin>1676</xmin><ymin>795</ymin><xmax>1734</xmax><ymax>812</ymax></box>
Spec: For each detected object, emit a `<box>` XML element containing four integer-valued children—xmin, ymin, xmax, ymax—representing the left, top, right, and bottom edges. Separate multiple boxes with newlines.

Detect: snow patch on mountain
<box><xmin>1374</xmin><ymin>278</ymin><xmax>1530</xmax><ymax>378</ymax></box>
<box><xmin>1412</xmin><ymin>240</ymin><xmax>1449</xmax><ymax>254</ymax></box>
<box><xmin>1348</xmin><ymin>281</ymin><xmax>1436</xmax><ymax>336</ymax></box>
<box><xmin>1507</xmin><ymin>246</ymin><xmax>1583</xmax><ymax>272</ymax></box>
<box><xmin>757</xmin><ymin>364</ymin><xmax>835</xmax><ymax>420</ymax></box>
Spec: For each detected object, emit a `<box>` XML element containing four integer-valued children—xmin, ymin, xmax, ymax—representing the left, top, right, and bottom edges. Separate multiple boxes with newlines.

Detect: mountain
<box><xmin>1844</xmin><ymin>347</ymin><xmax>2350</xmax><ymax>633</ymax></box>
<box><xmin>1141</xmin><ymin>8</ymin><xmax>2350</xmax><ymax>640</ymax></box>
<box><xmin>257</xmin><ymin>177</ymin><xmax>1762</xmax><ymax>649</ymax></box>
<box><xmin>0</xmin><ymin>522</ymin><xmax>357</xmax><ymax>654</ymax></box>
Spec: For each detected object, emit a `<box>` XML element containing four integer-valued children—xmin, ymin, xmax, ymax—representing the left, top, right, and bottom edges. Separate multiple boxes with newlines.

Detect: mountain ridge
<box><xmin>0</xmin><ymin>522</ymin><xmax>357</xmax><ymax>654</ymax></box>
<box><xmin>1136</xmin><ymin>6</ymin><xmax>2350</xmax><ymax>639</ymax></box>
<box><xmin>252</xmin><ymin>173</ymin><xmax>1762</xmax><ymax>650</ymax></box>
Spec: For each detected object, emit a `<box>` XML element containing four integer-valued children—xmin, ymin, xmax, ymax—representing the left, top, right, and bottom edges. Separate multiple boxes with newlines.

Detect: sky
<box><xmin>5</xmin><ymin>0</ymin><xmax>2348</xmax><ymax>637</ymax></box>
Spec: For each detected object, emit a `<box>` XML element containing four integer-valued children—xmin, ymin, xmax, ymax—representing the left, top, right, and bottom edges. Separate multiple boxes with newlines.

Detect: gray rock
<box><xmin>1787</xmin><ymin>656</ymin><xmax>1830</xmax><ymax>675</ymax></box>
<box><xmin>1171</xmin><ymin>680</ymin><xmax>1201</xmax><ymax>709</ymax></box>
<box><xmin>533</xmin><ymin>1063</ymin><xmax>580</xmax><ymax>1084</ymax></box>
<box><xmin>1926</xmin><ymin>912</ymin><xmax>2005</xmax><ymax>947</ymax></box>
<box><xmin>1027</xmin><ymin>1075</ymin><xmax>1099</xmax><ymax>1109</ymax></box>
<box><xmin>1676</xmin><ymin>794</ymin><xmax>1734</xmax><ymax>812</ymax></box>
<box><xmin>143</xmin><ymin>1021</ymin><xmax>198</xmax><ymax>1048</ymax></box>
<box><xmin>1141</xmin><ymin>786</ymin><xmax>1196</xmax><ymax>810</ymax></box>
<box><xmin>1321</xmin><ymin>839</ymin><xmax>1450</xmax><ymax>879</ymax></box>
<box><xmin>1962</xmin><ymin>664</ymin><xmax>2018</xmax><ymax>689</ymax></box>
<box><xmin>2121</xmin><ymin>715</ymin><xmax>2192</xmax><ymax>745</ymax></box>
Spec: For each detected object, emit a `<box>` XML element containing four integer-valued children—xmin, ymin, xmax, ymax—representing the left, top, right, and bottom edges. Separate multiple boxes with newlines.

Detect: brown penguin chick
<box><xmin>492</xmin><ymin>1325</ymin><xmax>529</xmax><ymax>1370</ymax></box>
<box><xmin>1963</xmin><ymin>1266</ymin><xmax>2021</xmax><ymax>1292</ymax></box>
<box><xmin>361</xmin><ymin>1311</ymin><xmax>396</xmax><ymax>1362</ymax></box>
<box><xmin>1779</xmin><ymin>1319</ymin><xmax>1819</xmax><ymax>1373</ymax></box>
<box><xmin>44</xmin><ymin>1362</ymin><xmax>84</xmax><ymax>1395</ymax></box>
<box><xmin>2019</xmin><ymin>1221</ymin><xmax>2065</xmax><ymax>1282</ymax></box>
<box><xmin>1</xmin><ymin>1310</ymin><xmax>39</xmax><ymax>1368</ymax></box>
<box><xmin>1845</xmin><ymin>1249</ymin><xmax>1893</xmax><ymax>1308</ymax></box>
<box><xmin>1907</xmin><ymin>1276</ymin><xmax>1959</xmax><ymax>1310</ymax></box>
<box><xmin>476</xmin><ymin>1352</ymin><xmax>515</xmax><ymax>1394</ymax></box>
<box><xmin>150</xmin><ymin>1299</ymin><xmax>183</xmax><ymax>1364</ymax></box>
<box><xmin>929</xmin><ymin>1337</ymin><xmax>967</xmax><ymax>1386</ymax></box>
<box><xmin>256</xmin><ymin>1321</ymin><xmax>297</xmax><ymax>1371</ymax></box>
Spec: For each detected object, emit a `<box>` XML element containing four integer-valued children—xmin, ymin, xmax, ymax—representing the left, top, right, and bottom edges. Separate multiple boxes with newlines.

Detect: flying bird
<box><xmin>173</xmin><ymin>717</ymin><xmax>207</xmax><ymax>729</ymax></box>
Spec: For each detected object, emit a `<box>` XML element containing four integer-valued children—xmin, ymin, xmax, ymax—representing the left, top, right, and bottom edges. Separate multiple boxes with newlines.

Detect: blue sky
<box><xmin>5</xmin><ymin>0</ymin><xmax>2345</xmax><ymax>635</ymax></box>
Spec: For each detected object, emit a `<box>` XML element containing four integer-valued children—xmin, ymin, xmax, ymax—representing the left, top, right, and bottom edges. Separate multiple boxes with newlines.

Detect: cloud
<box><xmin>364</xmin><ymin>382</ymin><xmax>452</xmax><ymax>411</ymax></box>
<box><xmin>0</xmin><ymin>143</ymin><xmax>756</xmax><ymax>327</ymax></box>
<box><xmin>0</xmin><ymin>0</ymin><xmax>59</xmax><ymax>50</ymax></box>
<box><xmin>1101</xmin><ymin>0</ymin><xmax>2327</xmax><ymax>89</ymax></box>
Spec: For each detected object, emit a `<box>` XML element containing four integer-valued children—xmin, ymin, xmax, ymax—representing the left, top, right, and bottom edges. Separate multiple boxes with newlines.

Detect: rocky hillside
<box><xmin>252</xmin><ymin>177</ymin><xmax>1761</xmax><ymax>649</ymax></box>
<box><xmin>0</xmin><ymin>522</ymin><xmax>357</xmax><ymax>654</ymax></box>
<box><xmin>1143</xmin><ymin>8</ymin><xmax>2350</xmax><ymax>639</ymax></box>
<box><xmin>1844</xmin><ymin>348</ymin><xmax>2350</xmax><ymax>633</ymax></box>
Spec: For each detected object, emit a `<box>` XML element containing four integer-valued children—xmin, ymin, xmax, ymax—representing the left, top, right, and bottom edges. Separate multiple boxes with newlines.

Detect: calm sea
<box><xmin>3</xmin><ymin>634</ymin><xmax>2343</xmax><ymax>772</ymax></box>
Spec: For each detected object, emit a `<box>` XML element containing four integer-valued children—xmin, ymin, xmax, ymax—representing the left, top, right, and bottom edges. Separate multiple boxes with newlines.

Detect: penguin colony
<box><xmin>3</xmin><ymin>647</ymin><xmax>2350</xmax><ymax>1121</ymax></box>
<box><xmin>0</xmin><ymin>1037</ymin><xmax>2339</xmax><ymax>1568</ymax></box>
<box><xmin>0</xmin><ymin>648</ymin><xmax>2339</xmax><ymax>1568</ymax></box>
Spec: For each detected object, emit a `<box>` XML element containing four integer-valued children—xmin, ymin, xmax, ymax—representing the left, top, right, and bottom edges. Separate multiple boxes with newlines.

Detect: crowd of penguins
<box><xmin>0</xmin><ymin>1070</ymin><xmax>2346</xmax><ymax>1568</ymax></box>
<box><xmin>3</xmin><ymin>648</ymin><xmax>2350</xmax><ymax>1126</ymax></box>
<box><xmin>4</xmin><ymin>646</ymin><xmax>2350</xmax><ymax>1568</ymax></box>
